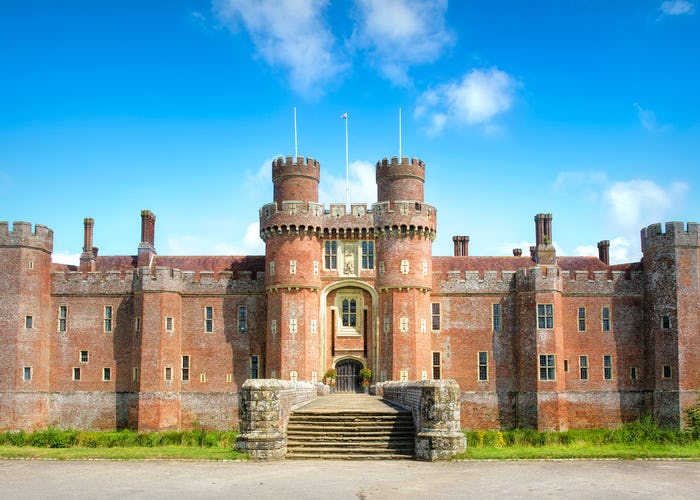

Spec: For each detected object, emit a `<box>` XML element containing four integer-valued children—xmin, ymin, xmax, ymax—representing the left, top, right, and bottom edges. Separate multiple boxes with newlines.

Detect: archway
<box><xmin>335</xmin><ymin>358</ymin><xmax>363</xmax><ymax>392</ymax></box>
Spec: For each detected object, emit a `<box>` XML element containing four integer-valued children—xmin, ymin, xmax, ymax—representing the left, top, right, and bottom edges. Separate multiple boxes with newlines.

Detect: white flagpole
<box><xmin>399</xmin><ymin>107</ymin><xmax>402</xmax><ymax>161</ymax></box>
<box><xmin>344</xmin><ymin>113</ymin><xmax>349</xmax><ymax>208</ymax></box>
<box><xmin>294</xmin><ymin>106</ymin><xmax>298</xmax><ymax>158</ymax></box>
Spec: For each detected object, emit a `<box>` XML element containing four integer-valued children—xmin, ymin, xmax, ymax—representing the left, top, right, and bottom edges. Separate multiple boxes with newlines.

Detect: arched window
<box><xmin>342</xmin><ymin>298</ymin><xmax>357</xmax><ymax>327</ymax></box>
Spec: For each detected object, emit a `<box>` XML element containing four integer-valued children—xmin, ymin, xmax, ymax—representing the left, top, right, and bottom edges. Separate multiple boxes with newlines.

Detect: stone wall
<box><xmin>382</xmin><ymin>379</ymin><xmax>466</xmax><ymax>460</ymax></box>
<box><xmin>236</xmin><ymin>379</ymin><xmax>317</xmax><ymax>460</ymax></box>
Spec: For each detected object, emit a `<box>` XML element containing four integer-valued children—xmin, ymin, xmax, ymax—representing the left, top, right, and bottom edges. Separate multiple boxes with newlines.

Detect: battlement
<box><xmin>272</xmin><ymin>156</ymin><xmax>320</xmax><ymax>180</ymax></box>
<box><xmin>375</xmin><ymin>156</ymin><xmax>425</xmax><ymax>177</ymax></box>
<box><xmin>641</xmin><ymin>221</ymin><xmax>700</xmax><ymax>252</ymax></box>
<box><xmin>0</xmin><ymin>221</ymin><xmax>54</xmax><ymax>252</ymax></box>
<box><xmin>372</xmin><ymin>201</ymin><xmax>437</xmax><ymax>236</ymax></box>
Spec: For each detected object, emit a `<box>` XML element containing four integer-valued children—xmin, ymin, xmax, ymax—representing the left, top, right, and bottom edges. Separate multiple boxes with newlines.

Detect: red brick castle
<box><xmin>1</xmin><ymin>154</ymin><xmax>698</xmax><ymax>431</ymax></box>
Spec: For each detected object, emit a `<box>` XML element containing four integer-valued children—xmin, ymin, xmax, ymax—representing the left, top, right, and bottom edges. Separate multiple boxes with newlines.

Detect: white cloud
<box><xmin>604</xmin><ymin>179</ymin><xmax>689</xmax><ymax>232</ymax></box>
<box><xmin>351</xmin><ymin>0</ymin><xmax>453</xmax><ymax>85</ymax></box>
<box><xmin>319</xmin><ymin>160</ymin><xmax>376</xmax><ymax>205</ymax></box>
<box><xmin>52</xmin><ymin>253</ymin><xmax>80</xmax><ymax>266</ymax></box>
<box><xmin>575</xmin><ymin>237</ymin><xmax>632</xmax><ymax>264</ymax></box>
<box><xmin>634</xmin><ymin>103</ymin><xmax>658</xmax><ymax>131</ymax></box>
<box><xmin>659</xmin><ymin>0</ymin><xmax>695</xmax><ymax>16</ymax></box>
<box><xmin>167</xmin><ymin>220</ymin><xmax>264</xmax><ymax>256</ymax></box>
<box><xmin>213</xmin><ymin>0</ymin><xmax>346</xmax><ymax>96</ymax></box>
<box><xmin>415</xmin><ymin>68</ymin><xmax>518</xmax><ymax>134</ymax></box>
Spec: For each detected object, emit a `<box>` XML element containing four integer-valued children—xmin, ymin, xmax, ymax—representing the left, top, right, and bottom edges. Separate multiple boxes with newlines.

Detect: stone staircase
<box><xmin>285</xmin><ymin>396</ymin><xmax>415</xmax><ymax>459</ymax></box>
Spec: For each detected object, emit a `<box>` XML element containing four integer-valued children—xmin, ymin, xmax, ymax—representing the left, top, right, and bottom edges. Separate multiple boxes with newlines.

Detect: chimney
<box><xmin>598</xmin><ymin>240</ymin><xmax>610</xmax><ymax>265</ymax></box>
<box><xmin>137</xmin><ymin>210</ymin><xmax>157</xmax><ymax>267</ymax></box>
<box><xmin>79</xmin><ymin>218</ymin><xmax>97</xmax><ymax>272</ymax></box>
<box><xmin>533</xmin><ymin>213</ymin><xmax>556</xmax><ymax>265</ymax></box>
<box><xmin>513</xmin><ymin>248</ymin><xmax>522</xmax><ymax>256</ymax></box>
<box><xmin>453</xmin><ymin>236</ymin><xmax>469</xmax><ymax>256</ymax></box>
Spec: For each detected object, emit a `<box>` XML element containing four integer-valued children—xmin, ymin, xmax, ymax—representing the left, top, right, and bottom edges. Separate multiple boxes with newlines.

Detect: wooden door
<box><xmin>335</xmin><ymin>359</ymin><xmax>362</xmax><ymax>392</ymax></box>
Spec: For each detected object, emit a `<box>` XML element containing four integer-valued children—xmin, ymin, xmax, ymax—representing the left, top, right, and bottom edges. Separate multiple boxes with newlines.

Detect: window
<box><xmin>251</xmin><ymin>355</ymin><xmax>260</xmax><ymax>379</ymax></box>
<box><xmin>289</xmin><ymin>260</ymin><xmax>297</xmax><ymax>275</ymax></box>
<box><xmin>492</xmin><ymin>303</ymin><xmax>502</xmax><ymax>332</ymax></box>
<box><xmin>361</xmin><ymin>241</ymin><xmax>374</xmax><ymax>269</ymax></box>
<box><xmin>341</xmin><ymin>299</ymin><xmax>357</xmax><ymax>327</ymax></box>
<box><xmin>662</xmin><ymin>365</ymin><xmax>672</xmax><ymax>379</ymax></box>
<box><xmin>103</xmin><ymin>367</ymin><xmax>111</xmax><ymax>381</ymax></box>
<box><xmin>238</xmin><ymin>306</ymin><xmax>247</xmax><ymax>332</ymax></box>
<box><xmin>537</xmin><ymin>304</ymin><xmax>554</xmax><ymax>329</ymax></box>
<box><xmin>80</xmin><ymin>350</ymin><xmax>89</xmax><ymax>363</ymax></box>
<box><xmin>400</xmin><ymin>259</ymin><xmax>409</xmax><ymax>275</ymax></box>
<box><xmin>539</xmin><ymin>354</ymin><xmax>556</xmax><ymax>381</ymax></box>
<box><xmin>104</xmin><ymin>305</ymin><xmax>113</xmax><ymax>332</ymax></box>
<box><xmin>58</xmin><ymin>305</ymin><xmax>67</xmax><ymax>332</ymax></box>
<box><xmin>23</xmin><ymin>367</ymin><xmax>31</xmax><ymax>381</ymax></box>
<box><xmin>25</xmin><ymin>315</ymin><xmax>33</xmax><ymax>329</ymax></box>
<box><xmin>478</xmin><ymin>351</ymin><xmax>488</xmax><ymax>381</ymax></box>
<box><xmin>631</xmin><ymin>366</ymin><xmax>638</xmax><ymax>381</ymax></box>
<box><xmin>204</xmin><ymin>306</ymin><xmax>213</xmax><ymax>333</ymax></box>
<box><xmin>578</xmin><ymin>307</ymin><xmax>586</xmax><ymax>332</ymax></box>
<box><xmin>603</xmin><ymin>355</ymin><xmax>613</xmax><ymax>380</ymax></box>
<box><xmin>73</xmin><ymin>367</ymin><xmax>81</xmax><ymax>381</ymax></box>
<box><xmin>269</xmin><ymin>261</ymin><xmax>275</xmax><ymax>276</ymax></box>
<box><xmin>181</xmin><ymin>355</ymin><xmax>190</xmax><ymax>381</ymax></box>
<box><xmin>134</xmin><ymin>317</ymin><xmax>141</xmax><ymax>334</ymax></box>
<box><xmin>564</xmin><ymin>359</ymin><xmax>569</xmax><ymax>372</ymax></box>
<box><xmin>200</xmin><ymin>373</ymin><xmax>206</xmax><ymax>383</ymax></box>
<box><xmin>432</xmin><ymin>352</ymin><xmax>441</xmax><ymax>380</ymax></box>
<box><xmin>324</xmin><ymin>241</ymin><xmax>338</xmax><ymax>270</ymax></box>
<box><xmin>579</xmin><ymin>355</ymin><xmax>588</xmax><ymax>380</ymax></box>
<box><xmin>165</xmin><ymin>367</ymin><xmax>172</xmax><ymax>381</ymax></box>
<box><xmin>132</xmin><ymin>367</ymin><xmax>139</xmax><ymax>382</ymax></box>
<box><xmin>165</xmin><ymin>317</ymin><xmax>173</xmax><ymax>331</ymax></box>
<box><xmin>379</xmin><ymin>261</ymin><xmax>385</xmax><ymax>275</ymax></box>
<box><xmin>431</xmin><ymin>303</ymin><xmax>441</xmax><ymax>330</ymax></box>
<box><xmin>226</xmin><ymin>373</ymin><xmax>232</xmax><ymax>383</ymax></box>
<box><xmin>271</xmin><ymin>320</ymin><xmax>277</xmax><ymax>336</ymax></box>
<box><xmin>601</xmin><ymin>306</ymin><xmax>611</xmax><ymax>332</ymax></box>
<box><xmin>662</xmin><ymin>315</ymin><xmax>671</xmax><ymax>330</ymax></box>
<box><xmin>29</xmin><ymin>260</ymin><xmax>34</xmax><ymax>270</ymax></box>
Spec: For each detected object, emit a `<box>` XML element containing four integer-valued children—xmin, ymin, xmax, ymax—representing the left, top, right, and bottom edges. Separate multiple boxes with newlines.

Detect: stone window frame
<box><xmin>603</xmin><ymin>354</ymin><xmax>613</xmax><ymax>380</ymax></box>
<box><xmin>662</xmin><ymin>315</ymin><xmax>671</xmax><ymax>331</ymax></box>
<box><xmin>200</xmin><ymin>372</ymin><xmax>206</xmax><ymax>383</ymax></box>
<box><xmin>102</xmin><ymin>367</ymin><xmax>111</xmax><ymax>381</ymax></box>
<box><xmin>204</xmin><ymin>306</ymin><xmax>214</xmax><ymax>333</ymax></box>
<box><xmin>165</xmin><ymin>317</ymin><xmax>174</xmax><ymax>332</ymax></box>
<box><xmin>579</xmin><ymin>355</ymin><xmax>588</xmax><ymax>380</ymax></box>
<box><xmin>577</xmin><ymin>307</ymin><xmax>586</xmax><ymax>332</ymax></box>
<box><xmin>601</xmin><ymin>306</ymin><xmax>611</xmax><ymax>332</ymax></box>
<box><xmin>539</xmin><ymin>354</ymin><xmax>556</xmax><ymax>381</ymax></box>
<box><xmin>80</xmin><ymin>350</ymin><xmax>89</xmax><ymax>363</ymax></box>
<box><xmin>361</xmin><ymin>240</ymin><xmax>374</xmax><ymax>270</ymax></box>
<box><xmin>269</xmin><ymin>261</ymin><xmax>275</xmax><ymax>276</ymax></box>
<box><xmin>132</xmin><ymin>367</ymin><xmax>139</xmax><ymax>382</ymax></box>
<box><xmin>238</xmin><ymin>305</ymin><xmax>248</xmax><ymax>333</ymax></box>
<box><xmin>72</xmin><ymin>367</ymin><xmax>81</xmax><ymax>381</ymax></box>
<box><xmin>250</xmin><ymin>355</ymin><xmax>260</xmax><ymax>379</ymax></box>
<box><xmin>25</xmin><ymin>315</ymin><xmax>33</xmax><ymax>329</ymax></box>
<box><xmin>431</xmin><ymin>302</ymin><xmax>441</xmax><ymax>331</ymax></box>
<box><xmin>164</xmin><ymin>366</ymin><xmax>173</xmax><ymax>382</ymax></box>
<box><xmin>631</xmin><ymin>366</ymin><xmax>638</xmax><ymax>381</ymax></box>
<box><xmin>181</xmin><ymin>355</ymin><xmax>190</xmax><ymax>381</ymax></box>
<box><xmin>104</xmin><ymin>305</ymin><xmax>113</xmax><ymax>333</ymax></box>
<box><xmin>336</xmin><ymin>292</ymin><xmax>362</xmax><ymax>337</ymax></box>
<box><xmin>23</xmin><ymin>366</ymin><xmax>32</xmax><ymax>381</ymax></box>
<box><xmin>662</xmin><ymin>364</ymin><xmax>672</xmax><ymax>379</ymax></box>
<box><xmin>432</xmin><ymin>352</ymin><xmax>441</xmax><ymax>380</ymax></box>
<box><xmin>563</xmin><ymin>359</ymin><xmax>569</xmax><ymax>373</ymax></box>
<box><xmin>58</xmin><ymin>305</ymin><xmax>67</xmax><ymax>332</ymax></box>
<box><xmin>226</xmin><ymin>373</ymin><xmax>232</xmax><ymax>383</ymax></box>
<box><xmin>324</xmin><ymin>240</ymin><xmax>338</xmax><ymax>270</ymax></box>
<box><xmin>478</xmin><ymin>351</ymin><xmax>488</xmax><ymax>381</ymax></box>
<box><xmin>134</xmin><ymin>316</ymin><xmax>141</xmax><ymax>334</ymax></box>
<box><xmin>537</xmin><ymin>304</ymin><xmax>554</xmax><ymax>329</ymax></box>
<box><xmin>492</xmin><ymin>303</ymin><xmax>502</xmax><ymax>332</ymax></box>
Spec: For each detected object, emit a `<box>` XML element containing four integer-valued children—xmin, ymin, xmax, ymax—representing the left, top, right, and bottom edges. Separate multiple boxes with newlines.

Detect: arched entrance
<box><xmin>335</xmin><ymin>359</ymin><xmax>363</xmax><ymax>393</ymax></box>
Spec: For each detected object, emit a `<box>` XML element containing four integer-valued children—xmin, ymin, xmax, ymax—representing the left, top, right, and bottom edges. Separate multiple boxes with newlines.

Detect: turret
<box><xmin>272</xmin><ymin>156</ymin><xmax>320</xmax><ymax>206</ymax></box>
<box><xmin>376</xmin><ymin>156</ymin><xmax>425</xmax><ymax>203</ymax></box>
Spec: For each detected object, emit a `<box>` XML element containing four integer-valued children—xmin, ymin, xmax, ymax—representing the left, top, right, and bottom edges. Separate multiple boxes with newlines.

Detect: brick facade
<box><xmin>1</xmin><ymin>155</ymin><xmax>698</xmax><ymax>431</ymax></box>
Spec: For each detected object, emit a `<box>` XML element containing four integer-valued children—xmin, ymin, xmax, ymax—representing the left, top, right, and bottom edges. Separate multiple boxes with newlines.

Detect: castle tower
<box><xmin>0</xmin><ymin>221</ymin><xmax>53</xmax><ymax>430</ymax></box>
<box><xmin>374</xmin><ymin>157</ymin><xmax>437</xmax><ymax>381</ymax></box>
<box><xmin>260</xmin><ymin>156</ymin><xmax>324</xmax><ymax>380</ymax></box>
<box><xmin>641</xmin><ymin>221</ymin><xmax>700</xmax><ymax>428</ymax></box>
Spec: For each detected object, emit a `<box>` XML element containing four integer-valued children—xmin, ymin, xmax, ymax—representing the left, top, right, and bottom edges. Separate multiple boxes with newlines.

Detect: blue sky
<box><xmin>1</xmin><ymin>0</ymin><xmax>698</xmax><ymax>264</ymax></box>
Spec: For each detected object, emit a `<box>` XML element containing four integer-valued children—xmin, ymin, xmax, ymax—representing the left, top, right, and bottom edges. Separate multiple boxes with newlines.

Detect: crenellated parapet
<box><xmin>272</xmin><ymin>155</ymin><xmax>320</xmax><ymax>182</ymax></box>
<box><xmin>433</xmin><ymin>270</ymin><xmax>517</xmax><ymax>294</ymax></box>
<box><xmin>563</xmin><ymin>270</ymin><xmax>643</xmax><ymax>296</ymax></box>
<box><xmin>641</xmin><ymin>221</ymin><xmax>700</xmax><ymax>252</ymax></box>
<box><xmin>373</xmin><ymin>201</ymin><xmax>437</xmax><ymax>241</ymax></box>
<box><xmin>0</xmin><ymin>221</ymin><xmax>54</xmax><ymax>253</ymax></box>
<box><xmin>376</xmin><ymin>157</ymin><xmax>426</xmax><ymax>203</ymax></box>
<box><xmin>514</xmin><ymin>266</ymin><xmax>563</xmax><ymax>293</ymax></box>
<box><xmin>52</xmin><ymin>270</ymin><xmax>135</xmax><ymax>295</ymax></box>
<box><xmin>375</xmin><ymin>156</ymin><xmax>425</xmax><ymax>182</ymax></box>
<box><xmin>272</xmin><ymin>156</ymin><xmax>320</xmax><ymax>205</ymax></box>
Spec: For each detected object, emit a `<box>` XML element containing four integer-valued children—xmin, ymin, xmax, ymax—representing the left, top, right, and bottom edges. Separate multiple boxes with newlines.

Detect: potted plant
<box><xmin>359</xmin><ymin>368</ymin><xmax>372</xmax><ymax>392</ymax></box>
<box><xmin>324</xmin><ymin>368</ymin><xmax>337</xmax><ymax>392</ymax></box>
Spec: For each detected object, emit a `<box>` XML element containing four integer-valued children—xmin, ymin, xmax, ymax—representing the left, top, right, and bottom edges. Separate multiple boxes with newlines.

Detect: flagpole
<box><xmin>399</xmin><ymin>107</ymin><xmax>402</xmax><ymax>161</ymax></box>
<box><xmin>294</xmin><ymin>106</ymin><xmax>298</xmax><ymax>158</ymax></box>
<box><xmin>345</xmin><ymin>113</ymin><xmax>349</xmax><ymax>209</ymax></box>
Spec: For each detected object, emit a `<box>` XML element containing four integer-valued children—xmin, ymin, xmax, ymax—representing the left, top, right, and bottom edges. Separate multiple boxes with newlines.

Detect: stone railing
<box><xmin>235</xmin><ymin>379</ymin><xmax>317</xmax><ymax>460</ymax></box>
<box><xmin>381</xmin><ymin>380</ymin><xmax>466</xmax><ymax>461</ymax></box>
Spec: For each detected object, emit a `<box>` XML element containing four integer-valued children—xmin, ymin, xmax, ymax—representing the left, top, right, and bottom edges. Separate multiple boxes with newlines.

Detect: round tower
<box><xmin>261</xmin><ymin>156</ymin><xmax>324</xmax><ymax>382</ymax></box>
<box><xmin>0</xmin><ymin>221</ymin><xmax>53</xmax><ymax>430</ymax></box>
<box><xmin>373</xmin><ymin>157</ymin><xmax>437</xmax><ymax>382</ymax></box>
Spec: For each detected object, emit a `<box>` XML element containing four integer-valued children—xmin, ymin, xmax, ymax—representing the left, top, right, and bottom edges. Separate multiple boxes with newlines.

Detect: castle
<box><xmin>1</xmin><ymin>154</ymin><xmax>699</xmax><ymax>432</ymax></box>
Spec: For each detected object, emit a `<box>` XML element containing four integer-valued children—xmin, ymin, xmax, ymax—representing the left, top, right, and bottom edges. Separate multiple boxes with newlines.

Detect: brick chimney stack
<box><xmin>79</xmin><ymin>218</ymin><xmax>97</xmax><ymax>272</ymax></box>
<box><xmin>453</xmin><ymin>236</ymin><xmax>469</xmax><ymax>256</ymax></box>
<box><xmin>598</xmin><ymin>240</ymin><xmax>610</xmax><ymax>265</ymax></box>
<box><xmin>513</xmin><ymin>248</ymin><xmax>522</xmax><ymax>256</ymax></box>
<box><xmin>533</xmin><ymin>213</ymin><xmax>556</xmax><ymax>265</ymax></box>
<box><xmin>137</xmin><ymin>210</ymin><xmax>157</xmax><ymax>267</ymax></box>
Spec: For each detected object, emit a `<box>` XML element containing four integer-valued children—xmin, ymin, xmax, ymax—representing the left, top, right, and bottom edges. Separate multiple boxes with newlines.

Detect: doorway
<box><xmin>335</xmin><ymin>359</ymin><xmax>362</xmax><ymax>393</ymax></box>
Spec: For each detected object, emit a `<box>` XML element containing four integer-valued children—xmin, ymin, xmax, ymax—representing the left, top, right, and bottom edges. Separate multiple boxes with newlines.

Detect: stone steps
<box><xmin>286</xmin><ymin>408</ymin><xmax>415</xmax><ymax>460</ymax></box>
